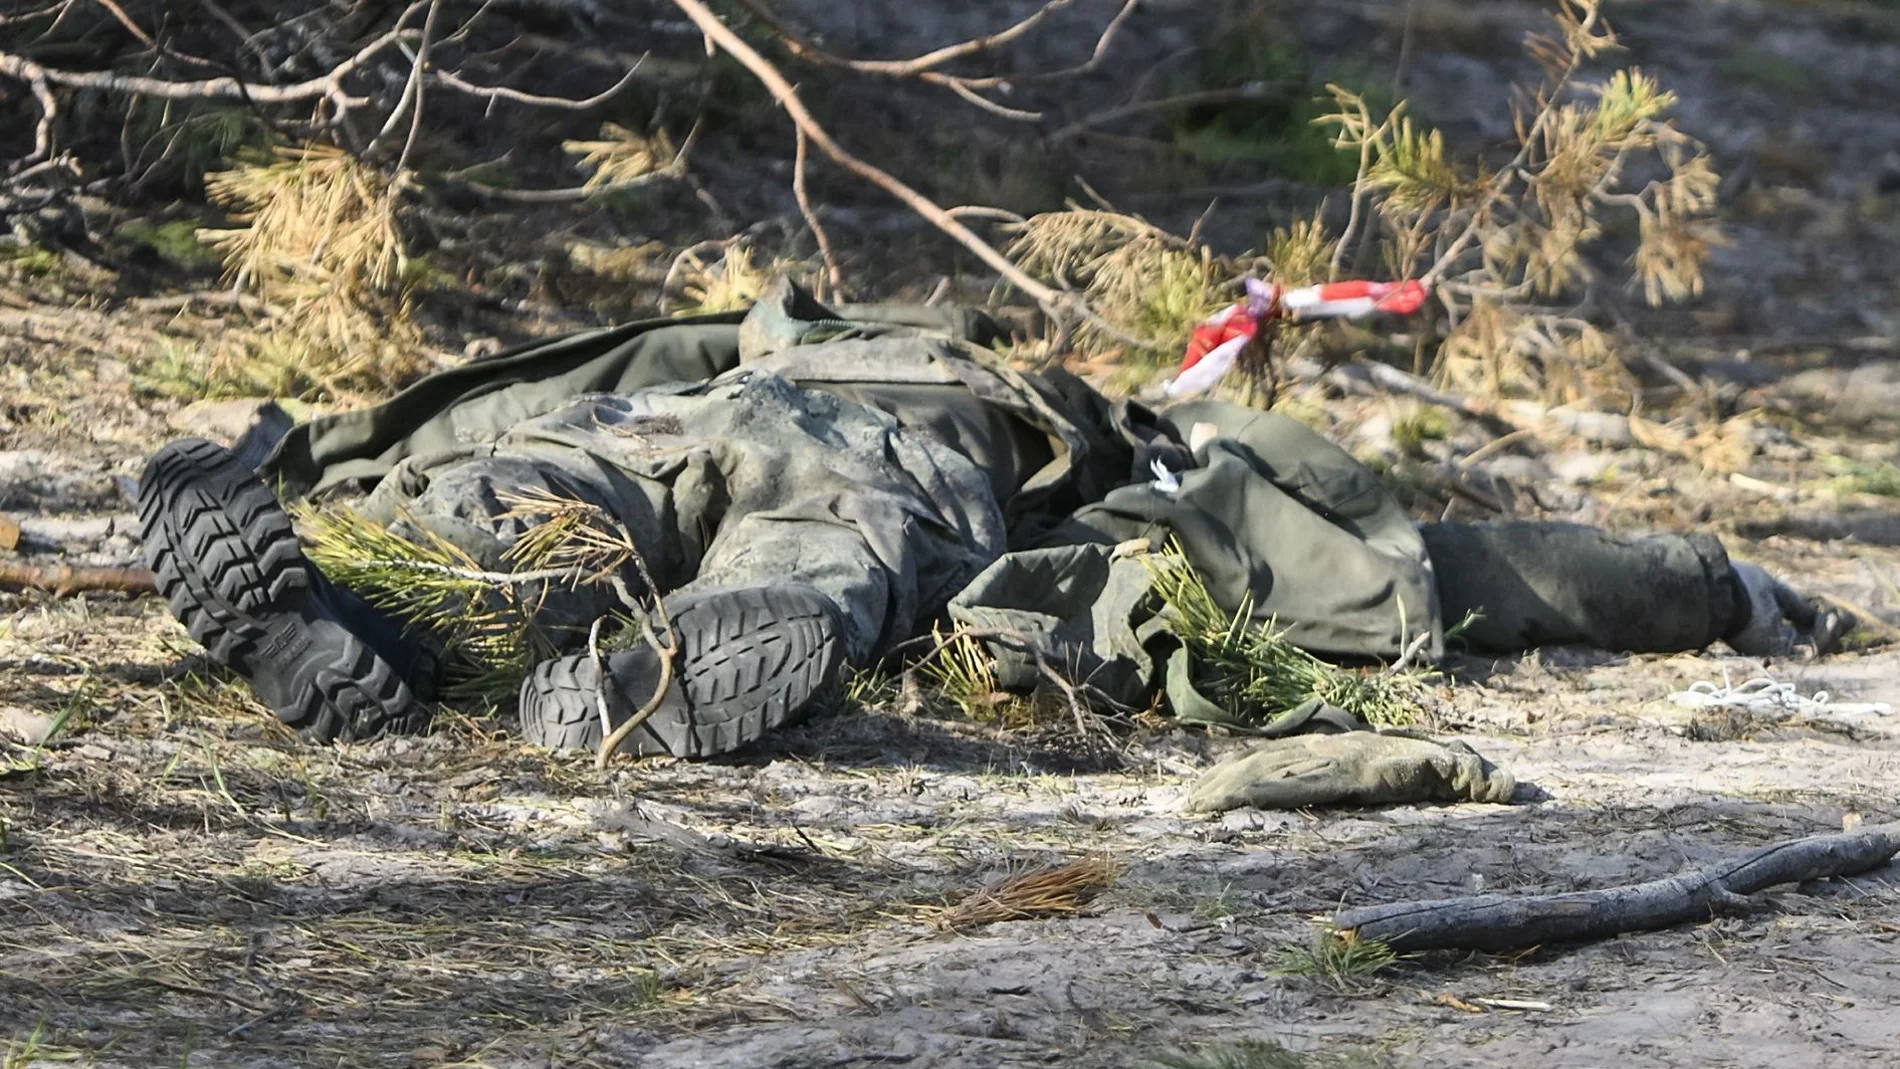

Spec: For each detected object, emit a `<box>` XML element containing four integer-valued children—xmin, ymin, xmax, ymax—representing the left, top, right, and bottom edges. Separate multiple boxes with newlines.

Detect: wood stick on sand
<box><xmin>0</xmin><ymin>562</ymin><xmax>158</xmax><ymax>597</ymax></box>
<box><xmin>1335</xmin><ymin>823</ymin><xmax>1900</xmax><ymax>953</ymax></box>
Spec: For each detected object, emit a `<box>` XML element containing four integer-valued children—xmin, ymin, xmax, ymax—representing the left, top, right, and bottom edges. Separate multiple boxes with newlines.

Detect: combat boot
<box><xmin>139</xmin><ymin>439</ymin><xmax>433</xmax><ymax>742</ymax></box>
<box><xmin>517</xmin><ymin>585</ymin><xmax>845</xmax><ymax>759</ymax></box>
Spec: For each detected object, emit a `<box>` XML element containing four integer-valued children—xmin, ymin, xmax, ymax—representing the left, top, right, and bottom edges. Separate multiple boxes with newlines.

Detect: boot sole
<box><xmin>138</xmin><ymin>438</ymin><xmax>429</xmax><ymax>743</ymax></box>
<box><xmin>518</xmin><ymin>586</ymin><xmax>843</xmax><ymax>758</ymax></box>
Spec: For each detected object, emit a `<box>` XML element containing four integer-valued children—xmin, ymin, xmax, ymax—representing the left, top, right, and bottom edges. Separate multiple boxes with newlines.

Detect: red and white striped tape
<box><xmin>1164</xmin><ymin>279</ymin><xmax>1428</xmax><ymax>399</ymax></box>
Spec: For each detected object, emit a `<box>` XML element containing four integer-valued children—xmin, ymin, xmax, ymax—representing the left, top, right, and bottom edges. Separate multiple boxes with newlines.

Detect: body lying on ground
<box><xmin>137</xmin><ymin>280</ymin><xmax>1846</xmax><ymax>759</ymax></box>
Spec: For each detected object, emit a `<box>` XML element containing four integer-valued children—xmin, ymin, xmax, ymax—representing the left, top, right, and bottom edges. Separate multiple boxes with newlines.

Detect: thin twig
<box><xmin>793</xmin><ymin>126</ymin><xmax>844</xmax><ymax>299</ymax></box>
<box><xmin>91</xmin><ymin>0</ymin><xmax>154</xmax><ymax>47</ymax></box>
<box><xmin>1458</xmin><ymin>426</ymin><xmax>1536</xmax><ymax>467</ymax></box>
<box><xmin>198</xmin><ymin>0</ymin><xmax>274</xmax><ymax>73</ymax></box>
<box><xmin>754</xmin><ymin>0</ymin><xmax>1077</xmax><ymax>77</ymax></box>
<box><xmin>586</xmin><ymin>616</ymin><xmax>614</xmax><ymax>754</ymax></box>
<box><xmin>595</xmin><ymin>543</ymin><xmax>676</xmax><ymax>769</ymax></box>
<box><xmin>594</xmin><ymin>614</ymin><xmax>677</xmax><ymax>769</ymax></box>
<box><xmin>1329</xmin><ymin>97</ymin><xmax>1384</xmax><ymax>280</ymax></box>
<box><xmin>1392</xmin><ymin>0</ymin><xmax>1419</xmax><ymax>100</ymax></box>
<box><xmin>1048</xmin><ymin>82</ymin><xmax>1292</xmax><ymax>144</ymax></box>
<box><xmin>730</xmin><ymin>0</ymin><xmax>1138</xmax><ymax>111</ymax></box>
<box><xmin>1418</xmin><ymin>5</ymin><xmax>1601</xmax><ymax>289</ymax></box>
<box><xmin>0</xmin><ymin>562</ymin><xmax>156</xmax><ymax>596</ymax></box>
<box><xmin>941</xmin><ymin>78</ymin><xmax>1042</xmax><ymax>122</ymax></box>
<box><xmin>429</xmin><ymin>55</ymin><xmax>643</xmax><ymax>110</ymax></box>
<box><xmin>393</xmin><ymin>0</ymin><xmax>441</xmax><ymax>174</ymax></box>
<box><xmin>1386</xmin><ymin>629</ymin><xmax>1434</xmax><ymax>675</ymax></box>
<box><xmin>666</xmin><ymin>0</ymin><xmax>1070</xmax><ymax>314</ymax></box>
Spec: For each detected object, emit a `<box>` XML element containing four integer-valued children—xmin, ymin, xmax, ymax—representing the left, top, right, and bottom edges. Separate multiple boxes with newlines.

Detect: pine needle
<box><xmin>933</xmin><ymin>856</ymin><xmax>1120</xmax><ymax>931</ymax></box>
<box><xmin>1146</xmin><ymin>551</ymin><xmax>1423</xmax><ymax>728</ymax></box>
<box><xmin>668</xmin><ymin>245</ymin><xmax>799</xmax><ymax>316</ymax></box>
<box><xmin>294</xmin><ymin>502</ymin><xmax>549</xmax><ymax>689</ymax></box>
<box><xmin>563</xmin><ymin>124</ymin><xmax>674</xmax><ymax>191</ymax></box>
<box><xmin>1006</xmin><ymin>209</ymin><xmax>1224</xmax><ymax>361</ymax></box>
<box><xmin>200</xmin><ymin>142</ymin><xmax>426</xmax><ymax>395</ymax></box>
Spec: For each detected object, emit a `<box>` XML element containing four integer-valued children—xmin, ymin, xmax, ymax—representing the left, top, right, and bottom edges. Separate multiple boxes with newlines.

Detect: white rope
<box><xmin>1667</xmin><ymin>671</ymin><xmax>1891</xmax><ymax>718</ymax></box>
<box><xmin>1149</xmin><ymin>457</ymin><xmax>1181</xmax><ymax>495</ymax></box>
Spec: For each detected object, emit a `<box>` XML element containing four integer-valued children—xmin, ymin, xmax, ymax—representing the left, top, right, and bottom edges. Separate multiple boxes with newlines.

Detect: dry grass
<box><xmin>931</xmin><ymin>855</ymin><xmax>1121</xmax><ymax>931</ymax></box>
<box><xmin>914</xmin><ymin>627</ymin><xmax>1080</xmax><ymax>731</ymax></box>
<box><xmin>1437</xmin><ymin>300</ymin><xmax>1633</xmax><ymax>409</ymax></box>
<box><xmin>1151</xmin><ymin>1039</ymin><xmax>1396</xmax><ymax>1069</ymax></box>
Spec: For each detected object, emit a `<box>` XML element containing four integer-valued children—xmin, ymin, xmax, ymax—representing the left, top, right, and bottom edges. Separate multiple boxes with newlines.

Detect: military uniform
<box><xmin>246</xmin><ymin>281</ymin><xmax>1744</xmax><ymax>727</ymax></box>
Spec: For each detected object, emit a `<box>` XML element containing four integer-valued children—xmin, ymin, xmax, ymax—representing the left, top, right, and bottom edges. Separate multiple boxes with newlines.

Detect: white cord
<box><xmin>1149</xmin><ymin>457</ymin><xmax>1181</xmax><ymax>495</ymax></box>
<box><xmin>1667</xmin><ymin>670</ymin><xmax>1892</xmax><ymax>718</ymax></box>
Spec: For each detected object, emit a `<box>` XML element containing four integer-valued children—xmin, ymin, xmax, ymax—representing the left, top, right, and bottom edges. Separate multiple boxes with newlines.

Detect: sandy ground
<box><xmin>7</xmin><ymin>1</ymin><xmax>1900</xmax><ymax>1064</ymax></box>
<box><xmin>5</xmin><ymin>330</ymin><xmax>1900</xmax><ymax>1069</ymax></box>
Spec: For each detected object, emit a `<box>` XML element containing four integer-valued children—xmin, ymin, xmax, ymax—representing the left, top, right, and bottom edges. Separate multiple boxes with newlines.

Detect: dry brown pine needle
<box><xmin>935</xmin><ymin>856</ymin><xmax>1121</xmax><ymax>931</ymax></box>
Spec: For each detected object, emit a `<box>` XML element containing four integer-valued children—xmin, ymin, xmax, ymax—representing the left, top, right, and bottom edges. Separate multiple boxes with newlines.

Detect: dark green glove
<box><xmin>1186</xmin><ymin>732</ymin><xmax>1517</xmax><ymax>812</ymax></box>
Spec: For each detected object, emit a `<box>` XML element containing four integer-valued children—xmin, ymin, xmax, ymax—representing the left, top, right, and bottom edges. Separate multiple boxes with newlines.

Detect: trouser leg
<box><xmin>1052</xmin><ymin>403</ymin><xmax>1441</xmax><ymax>661</ymax></box>
<box><xmin>1419</xmin><ymin>521</ymin><xmax>1744</xmax><ymax>653</ymax></box>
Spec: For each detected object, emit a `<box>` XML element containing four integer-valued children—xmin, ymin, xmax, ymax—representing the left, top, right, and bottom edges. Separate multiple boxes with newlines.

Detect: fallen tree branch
<box><xmin>732</xmin><ymin>0</ymin><xmax>1138</xmax><ymax>118</ymax></box>
<box><xmin>0</xmin><ymin>1</ymin><xmax>428</xmax><ymax>156</ymax></box>
<box><xmin>0</xmin><ymin>562</ymin><xmax>158</xmax><ymax>596</ymax></box>
<box><xmin>667</xmin><ymin>0</ymin><xmax>1070</xmax><ymax>313</ymax></box>
<box><xmin>1336</xmin><ymin>822</ymin><xmax>1900</xmax><ymax>953</ymax></box>
<box><xmin>129</xmin><ymin>290</ymin><xmax>276</xmax><ymax>316</ymax></box>
<box><xmin>1286</xmin><ymin>356</ymin><xmax>1492</xmax><ymax>421</ymax></box>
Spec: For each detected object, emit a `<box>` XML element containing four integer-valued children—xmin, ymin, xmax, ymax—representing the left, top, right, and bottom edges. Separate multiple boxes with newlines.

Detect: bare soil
<box><xmin>7</xmin><ymin>0</ymin><xmax>1900</xmax><ymax>1066</ymax></box>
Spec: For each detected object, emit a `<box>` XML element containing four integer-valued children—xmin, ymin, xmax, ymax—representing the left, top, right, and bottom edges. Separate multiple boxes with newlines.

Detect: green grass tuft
<box><xmin>1391</xmin><ymin>409</ymin><xmax>1448</xmax><ymax>457</ymax></box>
<box><xmin>1822</xmin><ymin>456</ymin><xmax>1900</xmax><ymax>497</ymax></box>
<box><xmin>115</xmin><ymin>218</ymin><xmax>221</xmax><ymax>271</ymax></box>
<box><xmin>1150</xmin><ymin>1037</ymin><xmax>1395</xmax><ymax>1069</ymax></box>
<box><xmin>0</xmin><ymin>243</ymin><xmax>62</xmax><ymax>278</ymax></box>
<box><xmin>1275</xmin><ymin>929</ymin><xmax>1401</xmax><ymax>994</ymax></box>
